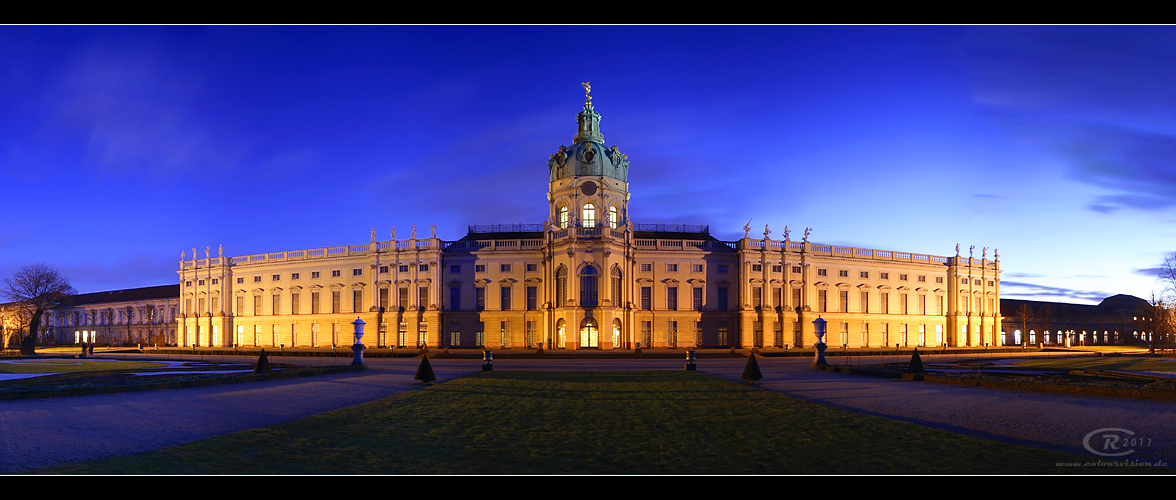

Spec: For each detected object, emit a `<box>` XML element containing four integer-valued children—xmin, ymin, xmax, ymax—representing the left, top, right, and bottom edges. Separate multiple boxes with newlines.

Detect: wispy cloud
<box><xmin>999</xmin><ymin>279</ymin><xmax>1112</xmax><ymax>304</ymax></box>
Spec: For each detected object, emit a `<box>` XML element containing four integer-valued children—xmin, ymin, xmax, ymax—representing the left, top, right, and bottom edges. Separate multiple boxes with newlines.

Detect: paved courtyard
<box><xmin>1</xmin><ymin>351</ymin><xmax>1171</xmax><ymax>473</ymax></box>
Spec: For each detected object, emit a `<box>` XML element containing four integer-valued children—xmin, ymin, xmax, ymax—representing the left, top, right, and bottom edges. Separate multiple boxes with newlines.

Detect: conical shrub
<box><xmin>415</xmin><ymin>354</ymin><xmax>437</xmax><ymax>384</ymax></box>
<box><xmin>908</xmin><ymin>347</ymin><xmax>925</xmax><ymax>374</ymax></box>
<box><xmin>255</xmin><ymin>349</ymin><xmax>271</xmax><ymax>374</ymax></box>
<box><xmin>742</xmin><ymin>352</ymin><xmax>763</xmax><ymax>384</ymax></box>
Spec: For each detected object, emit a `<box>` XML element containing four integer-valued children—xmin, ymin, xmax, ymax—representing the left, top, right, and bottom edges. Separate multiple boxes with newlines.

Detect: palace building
<box><xmin>177</xmin><ymin>90</ymin><xmax>1003</xmax><ymax>350</ymax></box>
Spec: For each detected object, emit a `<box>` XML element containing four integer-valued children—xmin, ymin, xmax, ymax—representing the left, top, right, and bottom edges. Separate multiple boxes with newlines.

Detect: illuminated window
<box><xmin>559</xmin><ymin>205</ymin><xmax>569</xmax><ymax>229</ymax></box>
<box><xmin>583</xmin><ymin>203</ymin><xmax>596</xmax><ymax>227</ymax></box>
<box><xmin>609</xmin><ymin>206</ymin><xmax>618</xmax><ymax>228</ymax></box>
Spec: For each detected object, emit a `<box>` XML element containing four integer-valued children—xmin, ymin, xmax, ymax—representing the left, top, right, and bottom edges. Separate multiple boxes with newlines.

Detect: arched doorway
<box><xmin>612</xmin><ymin>318</ymin><xmax>622</xmax><ymax>349</ymax></box>
<box><xmin>556</xmin><ymin>319</ymin><xmax>566</xmax><ymax>349</ymax></box>
<box><xmin>580</xmin><ymin>318</ymin><xmax>599</xmax><ymax>348</ymax></box>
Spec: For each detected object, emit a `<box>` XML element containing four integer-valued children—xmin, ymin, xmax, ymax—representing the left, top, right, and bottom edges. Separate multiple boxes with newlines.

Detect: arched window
<box><xmin>556</xmin><ymin>266</ymin><xmax>567</xmax><ymax>306</ymax></box>
<box><xmin>559</xmin><ymin>205</ymin><xmax>569</xmax><ymax>229</ymax></box>
<box><xmin>580</xmin><ymin>266</ymin><xmax>598</xmax><ymax>306</ymax></box>
<box><xmin>611</xmin><ymin>266</ymin><xmax>622</xmax><ymax>306</ymax></box>
<box><xmin>583</xmin><ymin>203</ymin><xmax>596</xmax><ymax>228</ymax></box>
<box><xmin>609</xmin><ymin>206</ymin><xmax>618</xmax><ymax>229</ymax></box>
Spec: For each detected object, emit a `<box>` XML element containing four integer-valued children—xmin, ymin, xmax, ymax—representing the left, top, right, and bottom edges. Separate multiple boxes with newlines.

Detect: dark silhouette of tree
<box><xmin>1014</xmin><ymin>303</ymin><xmax>1033</xmax><ymax>346</ymax></box>
<box><xmin>2</xmin><ymin>264</ymin><xmax>74</xmax><ymax>353</ymax></box>
<box><xmin>741</xmin><ymin>352</ymin><xmax>763</xmax><ymax>384</ymax></box>
<box><xmin>1037</xmin><ymin>304</ymin><xmax>1056</xmax><ymax>344</ymax></box>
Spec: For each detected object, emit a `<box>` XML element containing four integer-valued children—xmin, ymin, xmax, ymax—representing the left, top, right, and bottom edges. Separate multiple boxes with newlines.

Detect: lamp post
<box><xmin>811</xmin><ymin>316</ymin><xmax>828</xmax><ymax>369</ymax></box>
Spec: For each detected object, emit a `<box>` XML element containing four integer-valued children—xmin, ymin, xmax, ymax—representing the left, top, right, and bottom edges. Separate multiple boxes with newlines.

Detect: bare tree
<box><xmin>1037</xmin><ymin>303</ymin><xmax>1056</xmax><ymax>344</ymax></box>
<box><xmin>2</xmin><ymin>264</ymin><xmax>74</xmax><ymax>354</ymax></box>
<box><xmin>1139</xmin><ymin>295</ymin><xmax>1174</xmax><ymax>352</ymax></box>
<box><xmin>1014</xmin><ymin>303</ymin><xmax>1033</xmax><ymax>346</ymax></box>
<box><xmin>1160</xmin><ymin>253</ymin><xmax>1176</xmax><ymax>301</ymax></box>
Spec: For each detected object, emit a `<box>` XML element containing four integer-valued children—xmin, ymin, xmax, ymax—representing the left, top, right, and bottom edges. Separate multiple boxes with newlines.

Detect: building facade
<box><xmin>178</xmin><ymin>92</ymin><xmax>1003</xmax><ymax>350</ymax></box>
<box><xmin>39</xmin><ymin>285</ymin><xmax>180</xmax><ymax>346</ymax></box>
<box><xmin>1001</xmin><ymin>294</ymin><xmax>1152</xmax><ymax>347</ymax></box>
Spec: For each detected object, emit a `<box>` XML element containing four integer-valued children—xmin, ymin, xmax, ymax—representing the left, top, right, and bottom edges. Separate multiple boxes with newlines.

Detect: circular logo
<box><xmin>1083</xmin><ymin>428</ymin><xmax>1137</xmax><ymax>457</ymax></box>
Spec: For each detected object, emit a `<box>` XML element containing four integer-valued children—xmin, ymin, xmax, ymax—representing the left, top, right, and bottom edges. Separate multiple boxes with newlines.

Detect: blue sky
<box><xmin>2</xmin><ymin>25</ymin><xmax>1175</xmax><ymax>304</ymax></box>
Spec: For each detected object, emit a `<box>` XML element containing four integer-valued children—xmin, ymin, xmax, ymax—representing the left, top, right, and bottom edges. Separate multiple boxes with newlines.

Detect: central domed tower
<box><xmin>547</xmin><ymin>84</ymin><xmax>630</xmax><ymax>230</ymax></box>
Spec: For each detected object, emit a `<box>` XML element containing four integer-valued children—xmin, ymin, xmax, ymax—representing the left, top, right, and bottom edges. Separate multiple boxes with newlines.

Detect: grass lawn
<box><xmin>0</xmin><ymin>359</ymin><xmax>169</xmax><ymax>374</ymax></box>
<box><xmin>36</xmin><ymin>370</ymin><xmax>1146</xmax><ymax>475</ymax></box>
<box><xmin>1014</xmin><ymin>358</ymin><xmax>1176</xmax><ymax>372</ymax></box>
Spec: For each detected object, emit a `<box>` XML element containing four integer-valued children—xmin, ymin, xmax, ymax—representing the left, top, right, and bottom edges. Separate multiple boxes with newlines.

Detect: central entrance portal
<box><xmin>580</xmin><ymin>318</ymin><xmax>599</xmax><ymax>348</ymax></box>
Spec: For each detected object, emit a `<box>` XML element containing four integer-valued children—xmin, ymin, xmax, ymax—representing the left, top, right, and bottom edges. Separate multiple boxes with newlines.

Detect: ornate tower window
<box><xmin>559</xmin><ymin>205</ymin><xmax>569</xmax><ymax>229</ymax></box>
<box><xmin>583</xmin><ymin>203</ymin><xmax>596</xmax><ymax>228</ymax></box>
<box><xmin>580</xmin><ymin>266</ymin><xmax>599</xmax><ymax>306</ymax></box>
<box><xmin>609</xmin><ymin>206</ymin><xmax>618</xmax><ymax>229</ymax></box>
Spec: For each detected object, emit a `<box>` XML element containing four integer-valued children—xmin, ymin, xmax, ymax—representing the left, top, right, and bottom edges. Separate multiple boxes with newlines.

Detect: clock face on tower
<box><xmin>580</xmin><ymin>181</ymin><xmax>597</xmax><ymax>196</ymax></box>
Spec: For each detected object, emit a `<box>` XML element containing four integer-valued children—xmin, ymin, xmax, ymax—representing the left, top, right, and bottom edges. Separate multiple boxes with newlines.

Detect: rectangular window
<box><xmin>236</xmin><ymin>296</ymin><xmax>244</xmax><ymax>316</ymax></box>
<box><xmin>693</xmin><ymin>287</ymin><xmax>703</xmax><ymax>311</ymax></box>
<box><xmin>500</xmin><ymin>287</ymin><xmax>511</xmax><ymax>311</ymax></box>
<box><xmin>420</xmin><ymin>264</ymin><xmax>429</xmax><ymax>272</ymax></box>
<box><xmin>839</xmin><ymin>290</ymin><xmax>848</xmax><ymax>313</ymax></box>
<box><xmin>312</xmin><ymin>271</ymin><xmax>321</xmax><ymax>279</ymax></box>
<box><xmin>641</xmin><ymin>287</ymin><xmax>652</xmax><ymax>310</ymax></box>
<box><xmin>475</xmin><ymin>264</ymin><xmax>486</xmax><ymax>273</ymax></box>
<box><xmin>332</xmin><ymin>291</ymin><xmax>341</xmax><ymax>314</ymax></box>
<box><xmin>881</xmin><ymin>292</ymin><xmax>889</xmax><ymax>314</ymax></box>
<box><xmin>353</xmin><ymin>268</ymin><xmax>363</xmax><ymax>277</ymax></box>
<box><xmin>839</xmin><ymin>270</ymin><xmax>849</xmax><ymax>278</ymax></box>
<box><xmin>818</xmin><ymin>290</ymin><xmax>827</xmax><ymax>313</ymax></box>
<box><xmin>880</xmin><ymin>272</ymin><xmax>889</xmax><ymax>280</ymax></box>
<box><xmin>641</xmin><ymin>263</ymin><xmax>652</xmax><ymax>272</ymax></box>
<box><xmin>379</xmin><ymin>266</ymin><xmax>389</xmax><ymax>274</ymax></box>
<box><xmin>718</xmin><ymin>287</ymin><xmax>729</xmax><ymax>311</ymax></box>
<box><xmin>353</xmin><ymin>290</ymin><xmax>363</xmax><ymax>312</ymax></box>
<box><xmin>526</xmin><ymin>263</ymin><xmax>538</xmax><ymax>272</ymax></box>
<box><xmin>860</xmin><ymin>271</ymin><xmax>869</xmax><ymax>279</ymax></box>
<box><xmin>693</xmin><ymin>264</ymin><xmax>704</xmax><ymax>273</ymax></box>
<box><xmin>212</xmin><ymin>278</ymin><xmax>219</xmax><ymax>285</ymax></box>
<box><xmin>792</xmin><ymin>266</ymin><xmax>801</xmax><ymax>274</ymax></box>
<box><xmin>937</xmin><ymin>295</ymin><xmax>944</xmax><ymax>315</ymax></box>
<box><xmin>772</xmin><ymin>265</ymin><xmax>782</xmax><ymax>273</ymax></box>
<box><xmin>450</xmin><ymin>287</ymin><xmax>461</xmax><ymax>311</ymax></box>
<box><xmin>332</xmin><ymin>270</ymin><xmax>341</xmax><ymax>278</ymax></box>
<box><xmin>500</xmin><ymin>264</ymin><xmax>512</xmax><ymax>273</ymax></box>
<box><xmin>860</xmin><ymin>291</ymin><xmax>869</xmax><ymax>313</ymax></box>
<box><xmin>988</xmin><ymin>280</ymin><xmax>995</xmax><ymax>287</ymax></box>
<box><xmin>291</xmin><ymin>293</ymin><xmax>300</xmax><ymax>315</ymax></box>
<box><xmin>920</xmin><ymin>295</ymin><xmax>927</xmax><ymax>315</ymax></box>
<box><xmin>473</xmin><ymin>322</ymin><xmax>484</xmax><ymax>348</ymax></box>
<box><xmin>272</xmin><ymin>274</ymin><xmax>280</xmax><ymax>281</ymax></box>
<box><xmin>272</xmin><ymin>294</ymin><xmax>281</xmax><ymax>315</ymax></box>
<box><xmin>718</xmin><ymin>265</ymin><xmax>729</xmax><ymax>273</ymax></box>
<box><xmin>667</xmin><ymin>287</ymin><xmax>678</xmax><ymax>311</ymax></box>
<box><xmin>475</xmin><ymin>288</ymin><xmax>485</xmax><ymax>311</ymax></box>
<box><xmin>666</xmin><ymin>263</ymin><xmax>678</xmax><ymax>272</ymax></box>
<box><xmin>380</xmin><ymin>288</ymin><xmax>390</xmax><ymax>312</ymax></box>
<box><xmin>936</xmin><ymin>277</ymin><xmax>944</xmax><ymax>283</ymax></box>
<box><xmin>900</xmin><ymin>274</ymin><xmax>908</xmax><ymax>281</ymax></box>
<box><xmin>500</xmin><ymin>321</ymin><xmax>510</xmax><ymax>347</ymax></box>
<box><xmin>641</xmin><ymin>321</ymin><xmax>652</xmax><ymax>348</ymax></box>
<box><xmin>399</xmin><ymin>287</ymin><xmax>409</xmax><ymax>310</ymax></box>
<box><xmin>792</xmin><ymin>288</ymin><xmax>801</xmax><ymax>309</ymax></box>
<box><xmin>527</xmin><ymin>286</ymin><xmax>537</xmax><ymax>311</ymax></box>
<box><xmin>961</xmin><ymin>278</ymin><xmax>968</xmax><ymax>284</ymax></box>
<box><xmin>237</xmin><ymin>277</ymin><xmax>244</xmax><ymax>284</ymax></box>
<box><xmin>526</xmin><ymin>321</ymin><xmax>537</xmax><ymax>347</ymax></box>
<box><xmin>450</xmin><ymin>265</ymin><xmax>461</xmax><ymax>274</ymax></box>
<box><xmin>198</xmin><ymin>298</ymin><xmax>206</xmax><ymax>315</ymax></box>
<box><xmin>974</xmin><ymin>279</ymin><xmax>982</xmax><ymax>285</ymax></box>
<box><xmin>290</xmin><ymin>273</ymin><xmax>299</xmax><ymax>280</ymax></box>
<box><xmin>773</xmin><ymin>288</ymin><xmax>782</xmax><ymax>310</ymax></box>
<box><xmin>185</xmin><ymin>281</ymin><xmax>192</xmax><ymax>287</ymax></box>
<box><xmin>311</xmin><ymin>291</ymin><xmax>320</xmax><ymax>314</ymax></box>
<box><xmin>253</xmin><ymin>295</ymin><xmax>262</xmax><ymax>316</ymax></box>
<box><xmin>752</xmin><ymin>264</ymin><xmax>763</xmax><ymax>272</ymax></box>
<box><xmin>254</xmin><ymin>276</ymin><xmax>262</xmax><ymax>283</ymax></box>
<box><xmin>198</xmin><ymin>279</ymin><xmax>205</xmax><ymax>286</ymax></box>
<box><xmin>419</xmin><ymin>287</ymin><xmax>429</xmax><ymax>309</ymax></box>
<box><xmin>817</xmin><ymin>269</ymin><xmax>827</xmax><ymax>276</ymax></box>
<box><xmin>450</xmin><ymin>321</ymin><xmax>461</xmax><ymax>347</ymax></box>
<box><xmin>917</xmin><ymin>275</ymin><xmax>926</xmax><ymax>282</ymax></box>
<box><xmin>400</xmin><ymin>265</ymin><xmax>410</xmax><ymax>273</ymax></box>
<box><xmin>901</xmin><ymin>294</ymin><xmax>909</xmax><ymax>315</ymax></box>
<box><xmin>753</xmin><ymin>287</ymin><xmax>762</xmax><ymax>309</ymax></box>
